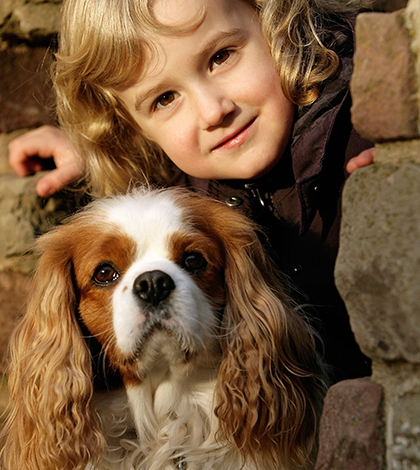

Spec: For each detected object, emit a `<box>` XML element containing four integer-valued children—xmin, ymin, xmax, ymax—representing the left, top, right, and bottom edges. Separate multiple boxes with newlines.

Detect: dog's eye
<box><xmin>93</xmin><ymin>263</ymin><xmax>120</xmax><ymax>286</ymax></box>
<box><xmin>181</xmin><ymin>252</ymin><xmax>207</xmax><ymax>274</ymax></box>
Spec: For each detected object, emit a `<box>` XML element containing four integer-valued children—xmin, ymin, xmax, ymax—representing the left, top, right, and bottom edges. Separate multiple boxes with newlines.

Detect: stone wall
<box><xmin>1</xmin><ymin>0</ymin><xmax>418</xmax><ymax>467</ymax></box>
<box><xmin>332</xmin><ymin>0</ymin><xmax>420</xmax><ymax>468</ymax></box>
<box><xmin>0</xmin><ymin>0</ymin><xmax>79</xmax><ymax>375</ymax></box>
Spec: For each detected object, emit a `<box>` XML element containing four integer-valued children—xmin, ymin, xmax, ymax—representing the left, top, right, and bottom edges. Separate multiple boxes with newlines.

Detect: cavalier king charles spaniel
<box><xmin>1</xmin><ymin>187</ymin><xmax>325</xmax><ymax>470</ymax></box>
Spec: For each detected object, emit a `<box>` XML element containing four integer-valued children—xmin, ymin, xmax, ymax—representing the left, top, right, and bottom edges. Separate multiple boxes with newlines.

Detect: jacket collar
<box><xmin>291</xmin><ymin>53</ymin><xmax>353</xmax><ymax>234</ymax></box>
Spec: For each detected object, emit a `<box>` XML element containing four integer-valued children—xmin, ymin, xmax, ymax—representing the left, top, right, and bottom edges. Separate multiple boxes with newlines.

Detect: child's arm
<box><xmin>9</xmin><ymin>125</ymin><xmax>85</xmax><ymax>197</ymax></box>
<box><xmin>346</xmin><ymin>147</ymin><xmax>375</xmax><ymax>174</ymax></box>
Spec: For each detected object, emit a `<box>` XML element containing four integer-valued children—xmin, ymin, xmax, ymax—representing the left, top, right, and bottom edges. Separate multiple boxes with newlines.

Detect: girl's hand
<box><xmin>346</xmin><ymin>147</ymin><xmax>375</xmax><ymax>174</ymax></box>
<box><xmin>9</xmin><ymin>125</ymin><xmax>86</xmax><ymax>197</ymax></box>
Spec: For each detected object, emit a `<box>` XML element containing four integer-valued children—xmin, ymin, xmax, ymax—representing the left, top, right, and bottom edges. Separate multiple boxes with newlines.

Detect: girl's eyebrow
<box><xmin>135</xmin><ymin>80</ymin><xmax>175</xmax><ymax>112</ymax></box>
<box><xmin>134</xmin><ymin>28</ymin><xmax>248</xmax><ymax>112</ymax></box>
<box><xmin>193</xmin><ymin>28</ymin><xmax>247</xmax><ymax>64</ymax></box>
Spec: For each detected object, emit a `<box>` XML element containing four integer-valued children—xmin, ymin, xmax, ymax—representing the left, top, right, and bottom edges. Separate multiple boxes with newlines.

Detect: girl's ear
<box><xmin>0</xmin><ymin>231</ymin><xmax>104</xmax><ymax>470</ymax></box>
<box><xmin>213</xmin><ymin>214</ymin><xmax>326</xmax><ymax>470</ymax></box>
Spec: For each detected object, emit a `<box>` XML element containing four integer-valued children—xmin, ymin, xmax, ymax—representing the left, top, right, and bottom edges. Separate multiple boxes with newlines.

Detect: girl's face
<box><xmin>118</xmin><ymin>0</ymin><xmax>295</xmax><ymax>180</ymax></box>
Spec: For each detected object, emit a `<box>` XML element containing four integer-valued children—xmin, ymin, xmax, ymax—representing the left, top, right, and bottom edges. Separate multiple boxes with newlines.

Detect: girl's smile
<box><xmin>118</xmin><ymin>0</ymin><xmax>295</xmax><ymax>180</ymax></box>
<box><xmin>211</xmin><ymin>117</ymin><xmax>256</xmax><ymax>152</ymax></box>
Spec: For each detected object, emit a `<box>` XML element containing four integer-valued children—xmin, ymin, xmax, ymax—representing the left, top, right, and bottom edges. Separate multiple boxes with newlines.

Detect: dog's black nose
<box><xmin>133</xmin><ymin>270</ymin><xmax>175</xmax><ymax>306</ymax></box>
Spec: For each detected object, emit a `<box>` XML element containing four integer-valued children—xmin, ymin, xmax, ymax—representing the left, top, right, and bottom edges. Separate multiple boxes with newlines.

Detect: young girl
<box><xmin>9</xmin><ymin>0</ymin><xmax>374</xmax><ymax>383</ymax></box>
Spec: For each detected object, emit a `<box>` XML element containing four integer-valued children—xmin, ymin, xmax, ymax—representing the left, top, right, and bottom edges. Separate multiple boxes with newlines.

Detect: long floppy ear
<box><xmin>213</xmin><ymin>211</ymin><xmax>326</xmax><ymax>470</ymax></box>
<box><xmin>0</xmin><ymin>229</ymin><xmax>104</xmax><ymax>470</ymax></box>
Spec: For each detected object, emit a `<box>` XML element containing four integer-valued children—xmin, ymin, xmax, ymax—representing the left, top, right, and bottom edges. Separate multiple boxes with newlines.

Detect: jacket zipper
<box><xmin>244</xmin><ymin>183</ymin><xmax>265</xmax><ymax>208</ymax></box>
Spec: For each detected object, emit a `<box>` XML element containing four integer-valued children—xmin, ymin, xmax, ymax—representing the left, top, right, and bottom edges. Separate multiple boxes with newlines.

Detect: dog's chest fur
<box><xmin>93</xmin><ymin>377</ymin><xmax>247</xmax><ymax>470</ymax></box>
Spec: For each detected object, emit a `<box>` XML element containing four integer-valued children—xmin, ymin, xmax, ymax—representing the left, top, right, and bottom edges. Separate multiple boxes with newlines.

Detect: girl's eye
<box><xmin>155</xmin><ymin>92</ymin><xmax>176</xmax><ymax>109</ymax></box>
<box><xmin>211</xmin><ymin>50</ymin><xmax>231</xmax><ymax>68</ymax></box>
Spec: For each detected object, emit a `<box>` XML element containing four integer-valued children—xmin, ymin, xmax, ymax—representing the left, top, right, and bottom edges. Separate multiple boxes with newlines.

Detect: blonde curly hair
<box><xmin>53</xmin><ymin>0</ymin><xmax>371</xmax><ymax>197</ymax></box>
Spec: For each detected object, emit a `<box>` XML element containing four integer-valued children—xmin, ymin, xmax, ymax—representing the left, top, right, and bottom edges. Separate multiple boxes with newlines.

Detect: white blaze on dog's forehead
<box><xmin>102</xmin><ymin>190</ymin><xmax>185</xmax><ymax>254</ymax></box>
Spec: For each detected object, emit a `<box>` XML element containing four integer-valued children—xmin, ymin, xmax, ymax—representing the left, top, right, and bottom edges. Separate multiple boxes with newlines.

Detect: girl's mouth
<box><xmin>212</xmin><ymin>118</ymin><xmax>256</xmax><ymax>151</ymax></box>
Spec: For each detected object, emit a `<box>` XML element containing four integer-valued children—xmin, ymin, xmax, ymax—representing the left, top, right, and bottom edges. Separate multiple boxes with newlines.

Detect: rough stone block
<box><xmin>0</xmin><ymin>129</ymin><xmax>27</xmax><ymax>175</ymax></box>
<box><xmin>0</xmin><ymin>45</ymin><xmax>55</xmax><ymax>133</ymax></box>
<box><xmin>374</xmin><ymin>139</ymin><xmax>420</xmax><ymax>165</ymax></box>
<box><xmin>0</xmin><ymin>0</ymin><xmax>13</xmax><ymax>27</ymax></box>
<box><xmin>315</xmin><ymin>377</ymin><xmax>384</xmax><ymax>470</ymax></box>
<box><xmin>373</xmin><ymin>0</ymin><xmax>409</xmax><ymax>11</ymax></box>
<box><xmin>351</xmin><ymin>10</ymin><xmax>419</xmax><ymax>142</ymax></box>
<box><xmin>406</xmin><ymin>0</ymin><xmax>420</xmax><ymax>111</ymax></box>
<box><xmin>390</xmin><ymin>390</ymin><xmax>420</xmax><ymax>469</ymax></box>
<box><xmin>1</xmin><ymin>2</ymin><xmax>61</xmax><ymax>40</ymax></box>
<box><xmin>335</xmin><ymin>163</ymin><xmax>420</xmax><ymax>363</ymax></box>
<box><xmin>0</xmin><ymin>173</ymin><xmax>80</xmax><ymax>273</ymax></box>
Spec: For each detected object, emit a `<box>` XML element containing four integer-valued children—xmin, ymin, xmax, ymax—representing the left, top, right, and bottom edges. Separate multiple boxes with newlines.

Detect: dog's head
<box><xmin>59</xmin><ymin>188</ymin><xmax>229</xmax><ymax>383</ymax></box>
<box><xmin>1</xmin><ymin>188</ymin><xmax>325</xmax><ymax>470</ymax></box>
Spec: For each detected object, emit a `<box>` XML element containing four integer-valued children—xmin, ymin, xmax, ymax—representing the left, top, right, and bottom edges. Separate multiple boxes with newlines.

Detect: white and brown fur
<box><xmin>1</xmin><ymin>187</ymin><xmax>325</xmax><ymax>470</ymax></box>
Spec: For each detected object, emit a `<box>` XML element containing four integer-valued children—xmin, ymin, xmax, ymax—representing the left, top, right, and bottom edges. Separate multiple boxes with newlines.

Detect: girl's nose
<box><xmin>193</xmin><ymin>84</ymin><xmax>235</xmax><ymax>130</ymax></box>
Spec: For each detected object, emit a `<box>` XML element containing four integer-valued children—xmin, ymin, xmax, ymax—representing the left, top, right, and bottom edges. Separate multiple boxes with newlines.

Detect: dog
<box><xmin>1</xmin><ymin>187</ymin><xmax>325</xmax><ymax>470</ymax></box>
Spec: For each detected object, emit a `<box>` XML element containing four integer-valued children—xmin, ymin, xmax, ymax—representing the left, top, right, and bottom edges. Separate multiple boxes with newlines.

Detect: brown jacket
<box><xmin>187</xmin><ymin>16</ymin><xmax>372</xmax><ymax>383</ymax></box>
